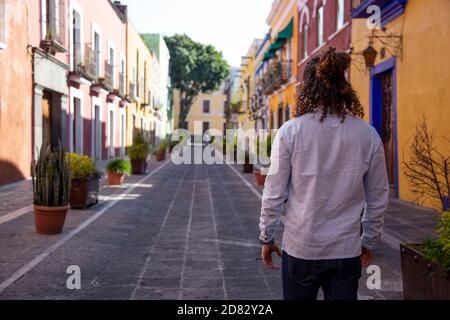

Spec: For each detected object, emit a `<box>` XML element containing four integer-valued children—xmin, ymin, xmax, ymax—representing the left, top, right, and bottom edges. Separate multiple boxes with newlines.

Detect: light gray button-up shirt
<box><xmin>259</xmin><ymin>112</ymin><xmax>389</xmax><ymax>260</ymax></box>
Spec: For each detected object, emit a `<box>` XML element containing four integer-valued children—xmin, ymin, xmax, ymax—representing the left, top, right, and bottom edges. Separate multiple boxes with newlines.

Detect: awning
<box><xmin>277</xmin><ymin>18</ymin><xmax>293</xmax><ymax>40</ymax></box>
<box><xmin>262</xmin><ymin>18</ymin><xmax>293</xmax><ymax>61</ymax></box>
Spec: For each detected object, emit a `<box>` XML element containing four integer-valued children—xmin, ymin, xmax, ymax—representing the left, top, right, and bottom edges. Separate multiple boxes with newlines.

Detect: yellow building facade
<box><xmin>126</xmin><ymin>21</ymin><xmax>158</xmax><ymax>148</ymax></box>
<box><xmin>263</xmin><ymin>0</ymin><xmax>299</xmax><ymax>130</ymax></box>
<box><xmin>238</xmin><ymin>40</ymin><xmax>261</xmax><ymax>131</ymax></box>
<box><xmin>173</xmin><ymin>85</ymin><xmax>227</xmax><ymax>138</ymax></box>
<box><xmin>350</xmin><ymin>0</ymin><xmax>450</xmax><ymax>208</ymax></box>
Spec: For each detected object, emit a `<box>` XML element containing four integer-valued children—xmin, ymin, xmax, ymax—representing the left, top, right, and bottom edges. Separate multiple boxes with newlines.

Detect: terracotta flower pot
<box><xmin>107</xmin><ymin>171</ymin><xmax>125</xmax><ymax>186</ymax></box>
<box><xmin>155</xmin><ymin>152</ymin><xmax>166</xmax><ymax>162</ymax></box>
<box><xmin>254</xmin><ymin>170</ymin><xmax>267</xmax><ymax>186</ymax></box>
<box><xmin>131</xmin><ymin>159</ymin><xmax>147</xmax><ymax>175</ymax></box>
<box><xmin>33</xmin><ymin>205</ymin><xmax>69</xmax><ymax>235</ymax></box>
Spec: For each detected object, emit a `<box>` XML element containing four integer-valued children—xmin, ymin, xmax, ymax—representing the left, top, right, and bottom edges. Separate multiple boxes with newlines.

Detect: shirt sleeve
<box><xmin>259</xmin><ymin>127</ymin><xmax>292</xmax><ymax>243</ymax></box>
<box><xmin>361</xmin><ymin>131</ymin><xmax>389</xmax><ymax>250</ymax></box>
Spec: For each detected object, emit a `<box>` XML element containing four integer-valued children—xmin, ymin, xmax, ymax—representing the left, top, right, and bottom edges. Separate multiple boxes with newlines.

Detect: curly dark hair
<box><xmin>296</xmin><ymin>47</ymin><xmax>364</xmax><ymax>122</ymax></box>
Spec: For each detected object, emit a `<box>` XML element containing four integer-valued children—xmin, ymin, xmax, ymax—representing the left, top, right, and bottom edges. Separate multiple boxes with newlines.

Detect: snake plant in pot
<box><xmin>32</xmin><ymin>143</ymin><xmax>71</xmax><ymax>235</ymax></box>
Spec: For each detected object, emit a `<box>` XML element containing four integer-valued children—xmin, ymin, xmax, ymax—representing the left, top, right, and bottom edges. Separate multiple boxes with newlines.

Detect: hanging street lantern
<box><xmin>363</xmin><ymin>45</ymin><xmax>378</xmax><ymax>69</ymax></box>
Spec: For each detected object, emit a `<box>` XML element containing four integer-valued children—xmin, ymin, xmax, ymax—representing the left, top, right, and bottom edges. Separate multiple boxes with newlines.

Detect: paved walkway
<box><xmin>0</xmin><ymin>156</ymin><xmax>439</xmax><ymax>300</ymax></box>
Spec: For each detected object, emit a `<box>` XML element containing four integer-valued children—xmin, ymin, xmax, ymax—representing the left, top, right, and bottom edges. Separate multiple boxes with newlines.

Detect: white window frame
<box><xmin>317</xmin><ymin>6</ymin><xmax>324</xmax><ymax>47</ymax></box>
<box><xmin>302</xmin><ymin>23</ymin><xmax>309</xmax><ymax>59</ymax></box>
<box><xmin>69</xmin><ymin>87</ymin><xmax>84</xmax><ymax>155</ymax></box>
<box><xmin>107</xmin><ymin>40</ymin><xmax>116</xmax><ymax>88</ymax></box>
<box><xmin>91</xmin><ymin>22</ymin><xmax>102</xmax><ymax>77</ymax></box>
<box><xmin>0</xmin><ymin>0</ymin><xmax>6</xmax><ymax>49</ymax></box>
<box><xmin>69</xmin><ymin>0</ymin><xmax>84</xmax><ymax>71</ymax></box>
<box><xmin>337</xmin><ymin>0</ymin><xmax>345</xmax><ymax>31</ymax></box>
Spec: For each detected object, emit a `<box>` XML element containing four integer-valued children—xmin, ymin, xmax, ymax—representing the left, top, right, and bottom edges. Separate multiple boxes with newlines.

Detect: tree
<box><xmin>164</xmin><ymin>34</ymin><xmax>230</xmax><ymax>128</ymax></box>
<box><xmin>402</xmin><ymin>116</ymin><xmax>450</xmax><ymax>211</ymax></box>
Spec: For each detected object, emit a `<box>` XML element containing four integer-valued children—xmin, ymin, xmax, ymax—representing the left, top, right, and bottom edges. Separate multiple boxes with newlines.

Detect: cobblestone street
<box><xmin>0</xmin><ymin>156</ymin><xmax>439</xmax><ymax>300</ymax></box>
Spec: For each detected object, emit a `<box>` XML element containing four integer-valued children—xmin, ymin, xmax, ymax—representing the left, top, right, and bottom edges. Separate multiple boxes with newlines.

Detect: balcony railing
<box><xmin>129</xmin><ymin>82</ymin><xmax>136</xmax><ymax>100</ymax></box>
<box><xmin>261</xmin><ymin>60</ymin><xmax>291</xmax><ymax>96</ymax></box>
<box><xmin>41</xmin><ymin>10</ymin><xmax>66</xmax><ymax>53</ymax></box>
<box><xmin>104</xmin><ymin>61</ymin><xmax>114</xmax><ymax>90</ymax></box>
<box><xmin>119</xmin><ymin>73</ymin><xmax>125</xmax><ymax>96</ymax></box>
<box><xmin>83</xmin><ymin>44</ymin><xmax>97</xmax><ymax>80</ymax></box>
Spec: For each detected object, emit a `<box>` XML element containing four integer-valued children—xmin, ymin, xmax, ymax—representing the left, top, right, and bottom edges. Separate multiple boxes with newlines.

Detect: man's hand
<box><xmin>361</xmin><ymin>247</ymin><xmax>373</xmax><ymax>267</ymax></box>
<box><xmin>261</xmin><ymin>244</ymin><xmax>282</xmax><ymax>270</ymax></box>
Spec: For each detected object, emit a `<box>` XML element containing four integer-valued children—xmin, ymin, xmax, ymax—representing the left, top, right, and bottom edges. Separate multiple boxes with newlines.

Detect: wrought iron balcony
<box><xmin>104</xmin><ymin>61</ymin><xmax>114</xmax><ymax>90</ymax></box>
<box><xmin>83</xmin><ymin>44</ymin><xmax>97</xmax><ymax>80</ymax></box>
<box><xmin>40</xmin><ymin>13</ymin><xmax>66</xmax><ymax>53</ymax></box>
<box><xmin>119</xmin><ymin>73</ymin><xmax>125</xmax><ymax>96</ymax></box>
<box><xmin>129</xmin><ymin>82</ymin><xmax>137</xmax><ymax>100</ymax></box>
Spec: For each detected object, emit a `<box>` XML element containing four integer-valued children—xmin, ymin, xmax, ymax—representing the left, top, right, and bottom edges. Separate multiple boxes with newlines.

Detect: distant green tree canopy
<box><xmin>164</xmin><ymin>34</ymin><xmax>230</xmax><ymax>128</ymax></box>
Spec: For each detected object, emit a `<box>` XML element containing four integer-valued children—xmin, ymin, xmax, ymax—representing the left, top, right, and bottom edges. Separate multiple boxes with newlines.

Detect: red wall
<box><xmin>297</xmin><ymin>0</ymin><xmax>352</xmax><ymax>80</ymax></box>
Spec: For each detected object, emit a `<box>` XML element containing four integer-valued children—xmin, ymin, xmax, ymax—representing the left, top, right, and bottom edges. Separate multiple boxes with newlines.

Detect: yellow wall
<box><xmin>238</xmin><ymin>40</ymin><xmax>260</xmax><ymax>131</ymax></box>
<box><xmin>173</xmin><ymin>87</ymin><xmax>226</xmax><ymax>135</ymax></box>
<box><xmin>266</xmin><ymin>0</ymin><xmax>298</xmax><ymax>130</ymax></box>
<box><xmin>126</xmin><ymin>21</ymin><xmax>155</xmax><ymax>148</ymax></box>
<box><xmin>350</xmin><ymin>0</ymin><xmax>450</xmax><ymax>209</ymax></box>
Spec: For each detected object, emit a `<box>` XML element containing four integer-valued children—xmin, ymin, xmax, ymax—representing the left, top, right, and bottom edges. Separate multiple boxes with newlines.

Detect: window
<box><xmin>203</xmin><ymin>100</ymin><xmax>211</xmax><ymax>114</ymax></box>
<box><xmin>285</xmin><ymin>106</ymin><xmax>291</xmax><ymax>122</ymax></box>
<box><xmin>72</xmin><ymin>10</ymin><xmax>82</xmax><ymax>69</ymax></box>
<box><xmin>337</xmin><ymin>0</ymin><xmax>345</xmax><ymax>30</ymax></box>
<box><xmin>278</xmin><ymin>106</ymin><xmax>284</xmax><ymax>129</ymax></box>
<box><xmin>302</xmin><ymin>24</ymin><xmax>308</xmax><ymax>59</ymax></box>
<box><xmin>109</xmin><ymin>110</ymin><xmax>114</xmax><ymax>158</ymax></box>
<box><xmin>72</xmin><ymin>97</ymin><xmax>83</xmax><ymax>154</ymax></box>
<box><xmin>94</xmin><ymin>31</ymin><xmax>100</xmax><ymax>77</ymax></box>
<box><xmin>202</xmin><ymin>122</ymin><xmax>210</xmax><ymax>134</ymax></box>
<box><xmin>121</xmin><ymin>114</ymin><xmax>125</xmax><ymax>155</ymax></box>
<box><xmin>0</xmin><ymin>0</ymin><xmax>6</xmax><ymax>49</ymax></box>
<box><xmin>44</xmin><ymin>0</ymin><xmax>62</xmax><ymax>42</ymax></box>
<box><xmin>317</xmin><ymin>6</ymin><xmax>324</xmax><ymax>47</ymax></box>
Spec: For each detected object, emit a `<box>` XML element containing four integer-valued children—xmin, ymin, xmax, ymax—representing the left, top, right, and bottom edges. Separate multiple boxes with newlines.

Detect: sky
<box><xmin>120</xmin><ymin>0</ymin><xmax>272</xmax><ymax>67</ymax></box>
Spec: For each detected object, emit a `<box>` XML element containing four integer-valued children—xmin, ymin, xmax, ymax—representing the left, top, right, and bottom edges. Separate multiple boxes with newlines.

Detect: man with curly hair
<box><xmin>259</xmin><ymin>47</ymin><xmax>389</xmax><ymax>301</ymax></box>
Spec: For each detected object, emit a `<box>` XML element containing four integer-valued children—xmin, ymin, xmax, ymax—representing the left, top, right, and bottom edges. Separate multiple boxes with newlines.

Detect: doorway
<box><xmin>370</xmin><ymin>58</ymin><xmax>398</xmax><ymax>197</ymax></box>
<box><xmin>93</xmin><ymin>105</ymin><xmax>101</xmax><ymax>160</ymax></box>
<box><xmin>42</xmin><ymin>90</ymin><xmax>62</xmax><ymax>149</ymax></box>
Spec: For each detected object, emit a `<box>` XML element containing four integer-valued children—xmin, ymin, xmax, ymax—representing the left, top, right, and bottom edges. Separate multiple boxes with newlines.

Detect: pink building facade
<box><xmin>67</xmin><ymin>0</ymin><xmax>127</xmax><ymax>160</ymax></box>
<box><xmin>28</xmin><ymin>0</ymin><xmax>71</xmax><ymax>159</ymax></box>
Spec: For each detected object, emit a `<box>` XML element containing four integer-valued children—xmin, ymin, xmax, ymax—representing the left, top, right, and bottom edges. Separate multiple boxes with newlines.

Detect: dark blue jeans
<box><xmin>282</xmin><ymin>251</ymin><xmax>362</xmax><ymax>301</ymax></box>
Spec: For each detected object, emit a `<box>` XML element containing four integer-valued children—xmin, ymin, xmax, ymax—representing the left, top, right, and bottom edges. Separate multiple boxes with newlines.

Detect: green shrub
<box><xmin>106</xmin><ymin>159</ymin><xmax>131</xmax><ymax>176</ymax></box>
<box><xmin>128</xmin><ymin>133</ymin><xmax>149</xmax><ymax>161</ymax></box>
<box><xmin>66</xmin><ymin>153</ymin><xmax>98</xmax><ymax>179</ymax></box>
<box><xmin>422</xmin><ymin>211</ymin><xmax>450</xmax><ymax>272</ymax></box>
<box><xmin>32</xmin><ymin>144</ymin><xmax>70</xmax><ymax>207</ymax></box>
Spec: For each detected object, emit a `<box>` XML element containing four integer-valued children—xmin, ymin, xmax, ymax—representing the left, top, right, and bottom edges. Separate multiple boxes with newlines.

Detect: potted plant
<box><xmin>129</xmin><ymin>133</ymin><xmax>149</xmax><ymax>175</ymax></box>
<box><xmin>254</xmin><ymin>136</ymin><xmax>272</xmax><ymax>186</ymax></box>
<box><xmin>153</xmin><ymin>141</ymin><xmax>168</xmax><ymax>162</ymax></box>
<box><xmin>32</xmin><ymin>144</ymin><xmax>70</xmax><ymax>235</ymax></box>
<box><xmin>67</xmin><ymin>153</ymin><xmax>101</xmax><ymax>210</ymax></box>
<box><xmin>106</xmin><ymin>159</ymin><xmax>131</xmax><ymax>186</ymax></box>
<box><xmin>400</xmin><ymin>118</ymin><xmax>450</xmax><ymax>299</ymax></box>
<box><xmin>401</xmin><ymin>211</ymin><xmax>450</xmax><ymax>300</ymax></box>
